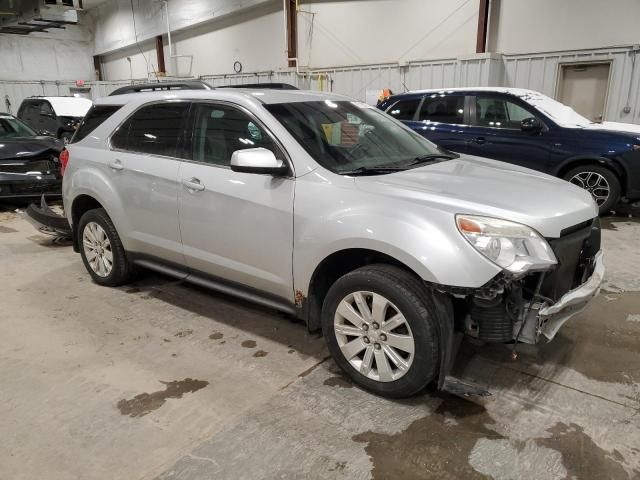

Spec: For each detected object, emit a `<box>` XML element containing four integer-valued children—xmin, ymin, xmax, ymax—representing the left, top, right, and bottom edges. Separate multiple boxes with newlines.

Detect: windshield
<box><xmin>0</xmin><ymin>116</ymin><xmax>38</xmax><ymax>138</ymax></box>
<box><xmin>520</xmin><ymin>92</ymin><xmax>591</xmax><ymax>127</ymax></box>
<box><xmin>265</xmin><ymin>100</ymin><xmax>446</xmax><ymax>174</ymax></box>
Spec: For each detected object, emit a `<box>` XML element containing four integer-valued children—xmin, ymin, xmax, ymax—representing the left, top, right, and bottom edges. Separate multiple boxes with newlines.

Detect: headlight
<box><xmin>456</xmin><ymin>215</ymin><xmax>557</xmax><ymax>274</ymax></box>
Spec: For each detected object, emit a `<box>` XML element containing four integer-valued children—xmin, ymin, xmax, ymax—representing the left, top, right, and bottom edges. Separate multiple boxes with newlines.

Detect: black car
<box><xmin>0</xmin><ymin>113</ymin><xmax>64</xmax><ymax>199</ymax></box>
<box><xmin>17</xmin><ymin>96</ymin><xmax>93</xmax><ymax>142</ymax></box>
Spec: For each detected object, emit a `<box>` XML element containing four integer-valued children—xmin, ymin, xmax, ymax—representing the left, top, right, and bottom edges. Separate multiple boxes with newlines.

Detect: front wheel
<box><xmin>321</xmin><ymin>264</ymin><xmax>440</xmax><ymax>398</ymax></box>
<box><xmin>564</xmin><ymin>165</ymin><xmax>621</xmax><ymax>215</ymax></box>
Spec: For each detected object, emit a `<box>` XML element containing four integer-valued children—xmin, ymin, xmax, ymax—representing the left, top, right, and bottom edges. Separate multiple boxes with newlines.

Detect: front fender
<box><xmin>293</xmin><ymin>175</ymin><xmax>501</xmax><ymax>295</ymax></box>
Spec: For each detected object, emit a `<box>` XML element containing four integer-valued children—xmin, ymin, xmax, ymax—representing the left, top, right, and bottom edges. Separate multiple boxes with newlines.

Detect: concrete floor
<box><xmin>0</xmin><ymin>202</ymin><xmax>639</xmax><ymax>480</ymax></box>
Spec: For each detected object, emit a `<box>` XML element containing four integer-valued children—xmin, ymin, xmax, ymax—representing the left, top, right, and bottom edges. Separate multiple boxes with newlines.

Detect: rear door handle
<box><xmin>473</xmin><ymin>137</ymin><xmax>487</xmax><ymax>145</ymax></box>
<box><xmin>108</xmin><ymin>159</ymin><xmax>124</xmax><ymax>171</ymax></box>
<box><xmin>182</xmin><ymin>177</ymin><xmax>205</xmax><ymax>192</ymax></box>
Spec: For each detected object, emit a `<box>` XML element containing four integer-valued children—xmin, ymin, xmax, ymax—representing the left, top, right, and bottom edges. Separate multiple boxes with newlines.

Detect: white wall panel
<box><xmin>296</xmin><ymin>0</ymin><xmax>478</xmax><ymax>68</ymax></box>
<box><xmin>503</xmin><ymin>47</ymin><xmax>640</xmax><ymax>124</ymax></box>
<box><xmin>489</xmin><ymin>0</ymin><xmax>640</xmax><ymax>55</ymax></box>
<box><xmin>92</xmin><ymin>0</ymin><xmax>274</xmax><ymax>55</ymax></box>
<box><xmin>0</xmin><ymin>34</ymin><xmax>93</xmax><ymax>82</ymax></box>
<box><xmin>101</xmin><ymin>41</ymin><xmax>158</xmax><ymax>81</ymax></box>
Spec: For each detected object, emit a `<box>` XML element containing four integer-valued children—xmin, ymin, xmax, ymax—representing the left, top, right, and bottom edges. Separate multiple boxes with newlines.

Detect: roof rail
<box><xmin>109</xmin><ymin>80</ymin><xmax>214</xmax><ymax>96</ymax></box>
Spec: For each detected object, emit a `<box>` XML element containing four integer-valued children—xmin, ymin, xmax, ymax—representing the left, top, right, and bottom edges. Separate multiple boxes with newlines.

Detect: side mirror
<box><xmin>521</xmin><ymin>117</ymin><xmax>543</xmax><ymax>132</ymax></box>
<box><xmin>230</xmin><ymin>148</ymin><xmax>288</xmax><ymax>175</ymax></box>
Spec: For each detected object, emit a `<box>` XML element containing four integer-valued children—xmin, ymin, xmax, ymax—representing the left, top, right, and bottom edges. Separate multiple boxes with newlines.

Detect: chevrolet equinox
<box><xmin>61</xmin><ymin>89</ymin><xmax>604</xmax><ymax>397</ymax></box>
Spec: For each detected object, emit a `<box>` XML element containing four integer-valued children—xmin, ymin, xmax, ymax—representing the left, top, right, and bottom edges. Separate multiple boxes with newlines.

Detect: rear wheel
<box><xmin>321</xmin><ymin>264</ymin><xmax>440</xmax><ymax>398</ymax></box>
<box><xmin>78</xmin><ymin>208</ymin><xmax>135</xmax><ymax>286</ymax></box>
<box><xmin>564</xmin><ymin>165</ymin><xmax>621</xmax><ymax>214</ymax></box>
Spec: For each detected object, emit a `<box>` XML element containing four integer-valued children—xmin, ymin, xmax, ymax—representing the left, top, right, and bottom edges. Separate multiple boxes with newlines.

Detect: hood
<box><xmin>0</xmin><ymin>136</ymin><xmax>64</xmax><ymax>161</ymax></box>
<box><xmin>582</xmin><ymin>121</ymin><xmax>640</xmax><ymax>137</ymax></box>
<box><xmin>355</xmin><ymin>155</ymin><xmax>597</xmax><ymax>238</ymax></box>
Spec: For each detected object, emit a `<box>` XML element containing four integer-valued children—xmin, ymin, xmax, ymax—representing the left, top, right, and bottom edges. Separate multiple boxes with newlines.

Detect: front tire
<box><xmin>564</xmin><ymin>165</ymin><xmax>621</xmax><ymax>214</ymax></box>
<box><xmin>78</xmin><ymin>208</ymin><xmax>135</xmax><ymax>287</ymax></box>
<box><xmin>321</xmin><ymin>264</ymin><xmax>440</xmax><ymax>398</ymax></box>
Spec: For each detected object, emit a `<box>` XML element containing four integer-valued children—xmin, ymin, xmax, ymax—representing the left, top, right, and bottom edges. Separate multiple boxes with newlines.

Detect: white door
<box><xmin>177</xmin><ymin>102</ymin><xmax>295</xmax><ymax>301</ymax></box>
<box><xmin>558</xmin><ymin>63</ymin><xmax>610</xmax><ymax>122</ymax></box>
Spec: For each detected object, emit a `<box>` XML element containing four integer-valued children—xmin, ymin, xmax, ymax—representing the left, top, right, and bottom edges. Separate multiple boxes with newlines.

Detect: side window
<box><xmin>111</xmin><ymin>102</ymin><xmax>189</xmax><ymax>157</ymax></box>
<box><xmin>419</xmin><ymin>95</ymin><xmax>465</xmax><ymax>124</ymax></box>
<box><xmin>25</xmin><ymin>102</ymin><xmax>40</xmax><ymax>118</ymax></box>
<box><xmin>190</xmin><ymin>104</ymin><xmax>281</xmax><ymax>166</ymax></box>
<box><xmin>474</xmin><ymin>97</ymin><xmax>534</xmax><ymax>129</ymax></box>
<box><xmin>72</xmin><ymin>105</ymin><xmax>122</xmax><ymax>143</ymax></box>
<box><xmin>386</xmin><ymin>98</ymin><xmax>421</xmax><ymax>121</ymax></box>
<box><xmin>40</xmin><ymin>102</ymin><xmax>54</xmax><ymax>116</ymax></box>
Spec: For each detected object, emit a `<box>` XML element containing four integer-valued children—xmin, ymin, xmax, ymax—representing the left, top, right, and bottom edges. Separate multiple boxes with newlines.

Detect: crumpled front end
<box><xmin>454</xmin><ymin>217</ymin><xmax>603</xmax><ymax>345</ymax></box>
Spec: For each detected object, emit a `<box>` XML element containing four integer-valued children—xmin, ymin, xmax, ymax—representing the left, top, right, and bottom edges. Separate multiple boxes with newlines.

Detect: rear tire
<box><xmin>563</xmin><ymin>165</ymin><xmax>621</xmax><ymax>215</ymax></box>
<box><xmin>321</xmin><ymin>264</ymin><xmax>440</xmax><ymax>398</ymax></box>
<box><xmin>78</xmin><ymin>208</ymin><xmax>135</xmax><ymax>287</ymax></box>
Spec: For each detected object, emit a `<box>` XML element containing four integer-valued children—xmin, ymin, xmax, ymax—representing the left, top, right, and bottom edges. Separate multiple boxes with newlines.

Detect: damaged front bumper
<box><xmin>22</xmin><ymin>195</ymin><xmax>71</xmax><ymax>237</ymax></box>
<box><xmin>0</xmin><ymin>171</ymin><xmax>61</xmax><ymax>198</ymax></box>
<box><xmin>537</xmin><ymin>250</ymin><xmax>604</xmax><ymax>340</ymax></box>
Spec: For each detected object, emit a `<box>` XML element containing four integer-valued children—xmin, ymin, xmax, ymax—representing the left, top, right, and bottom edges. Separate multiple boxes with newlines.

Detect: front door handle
<box><xmin>182</xmin><ymin>177</ymin><xmax>205</xmax><ymax>192</ymax></box>
<box><xmin>473</xmin><ymin>137</ymin><xmax>487</xmax><ymax>145</ymax></box>
<box><xmin>108</xmin><ymin>159</ymin><xmax>124</xmax><ymax>171</ymax></box>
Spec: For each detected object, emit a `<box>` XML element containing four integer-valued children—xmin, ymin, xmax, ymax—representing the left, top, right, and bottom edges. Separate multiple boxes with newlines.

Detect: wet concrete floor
<box><xmin>1</xmin><ymin>204</ymin><xmax>639</xmax><ymax>479</ymax></box>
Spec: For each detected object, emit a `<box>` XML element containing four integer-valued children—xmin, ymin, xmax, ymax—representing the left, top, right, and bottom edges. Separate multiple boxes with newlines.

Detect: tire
<box><xmin>321</xmin><ymin>264</ymin><xmax>441</xmax><ymax>398</ymax></box>
<box><xmin>563</xmin><ymin>165</ymin><xmax>621</xmax><ymax>215</ymax></box>
<box><xmin>77</xmin><ymin>208</ymin><xmax>135</xmax><ymax>287</ymax></box>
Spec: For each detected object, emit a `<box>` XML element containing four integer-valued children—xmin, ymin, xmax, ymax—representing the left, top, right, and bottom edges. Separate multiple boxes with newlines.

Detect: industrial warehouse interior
<box><xmin>1</xmin><ymin>1</ymin><xmax>639</xmax><ymax>479</ymax></box>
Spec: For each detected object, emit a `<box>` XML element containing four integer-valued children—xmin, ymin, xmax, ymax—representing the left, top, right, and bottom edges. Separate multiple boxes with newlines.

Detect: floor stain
<box><xmin>323</xmin><ymin>375</ymin><xmax>353</xmax><ymax>389</ymax></box>
<box><xmin>287</xmin><ymin>349</ymin><xmax>295</xmax><ymax>354</ymax></box>
<box><xmin>601</xmin><ymin>214</ymin><xmax>640</xmax><ymax>231</ymax></box>
<box><xmin>253</xmin><ymin>350</ymin><xmax>268</xmax><ymax>358</ymax></box>
<box><xmin>536</xmin><ymin>422</ymin><xmax>637</xmax><ymax>479</ymax></box>
<box><xmin>241</xmin><ymin>340</ymin><xmax>257</xmax><ymax>348</ymax></box>
<box><xmin>0</xmin><ymin>225</ymin><xmax>17</xmax><ymax>233</ymax></box>
<box><xmin>174</xmin><ymin>329</ymin><xmax>193</xmax><ymax>338</ymax></box>
<box><xmin>328</xmin><ymin>461</ymin><xmax>347</xmax><ymax>472</ymax></box>
<box><xmin>353</xmin><ymin>394</ymin><xmax>501</xmax><ymax>479</ymax></box>
<box><xmin>209</xmin><ymin>332</ymin><xmax>224</xmax><ymax>340</ymax></box>
<box><xmin>533</xmin><ymin>292</ymin><xmax>640</xmax><ymax>384</ymax></box>
<box><xmin>116</xmin><ymin>378</ymin><xmax>209</xmax><ymax>418</ymax></box>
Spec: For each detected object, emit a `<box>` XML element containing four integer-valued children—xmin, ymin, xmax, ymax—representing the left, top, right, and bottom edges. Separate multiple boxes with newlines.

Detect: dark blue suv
<box><xmin>379</xmin><ymin>88</ymin><xmax>640</xmax><ymax>213</ymax></box>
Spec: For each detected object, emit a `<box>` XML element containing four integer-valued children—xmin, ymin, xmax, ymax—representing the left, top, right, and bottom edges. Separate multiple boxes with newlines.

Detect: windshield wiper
<box><xmin>339</xmin><ymin>165</ymin><xmax>408</xmax><ymax>176</ymax></box>
<box><xmin>408</xmin><ymin>153</ymin><xmax>459</xmax><ymax>166</ymax></box>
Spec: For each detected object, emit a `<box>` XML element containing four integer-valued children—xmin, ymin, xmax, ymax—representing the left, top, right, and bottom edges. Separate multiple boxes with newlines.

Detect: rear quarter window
<box><xmin>110</xmin><ymin>102</ymin><xmax>190</xmax><ymax>157</ymax></box>
<box><xmin>71</xmin><ymin>105</ymin><xmax>122</xmax><ymax>143</ymax></box>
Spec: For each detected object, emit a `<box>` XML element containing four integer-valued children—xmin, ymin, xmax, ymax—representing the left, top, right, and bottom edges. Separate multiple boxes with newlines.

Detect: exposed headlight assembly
<box><xmin>456</xmin><ymin>215</ymin><xmax>557</xmax><ymax>275</ymax></box>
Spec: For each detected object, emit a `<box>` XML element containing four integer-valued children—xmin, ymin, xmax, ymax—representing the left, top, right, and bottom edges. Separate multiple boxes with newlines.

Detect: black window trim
<box><xmin>469</xmin><ymin>93</ymin><xmax>549</xmax><ymax>132</ymax></box>
<box><xmin>107</xmin><ymin>99</ymin><xmax>193</xmax><ymax>161</ymax></box>
<box><xmin>181</xmin><ymin>99</ymin><xmax>295</xmax><ymax>178</ymax></box>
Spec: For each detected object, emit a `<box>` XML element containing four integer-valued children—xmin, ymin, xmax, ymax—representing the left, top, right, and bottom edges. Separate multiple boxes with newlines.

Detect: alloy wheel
<box><xmin>82</xmin><ymin>222</ymin><xmax>113</xmax><ymax>277</ymax></box>
<box><xmin>333</xmin><ymin>291</ymin><xmax>415</xmax><ymax>382</ymax></box>
<box><xmin>569</xmin><ymin>171</ymin><xmax>610</xmax><ymax>206</ymax></box>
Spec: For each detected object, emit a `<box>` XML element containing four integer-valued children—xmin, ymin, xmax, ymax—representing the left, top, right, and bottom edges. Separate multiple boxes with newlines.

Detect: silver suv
<box><xmin>62</xmin><ymin>89</ymin><xmax>604</xmax><ymax>397</ymax></box>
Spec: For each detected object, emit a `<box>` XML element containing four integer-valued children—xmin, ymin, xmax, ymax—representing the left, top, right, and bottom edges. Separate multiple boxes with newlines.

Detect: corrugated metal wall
<box><xmin>2</xmin><ymin>47</ymin><xmax>638</xmax><ymax>123</ymax></box>
<box><xmin>502</xmin><ymin>46</ymin><xmax>640</xmax><ymax>124</ymax></box>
